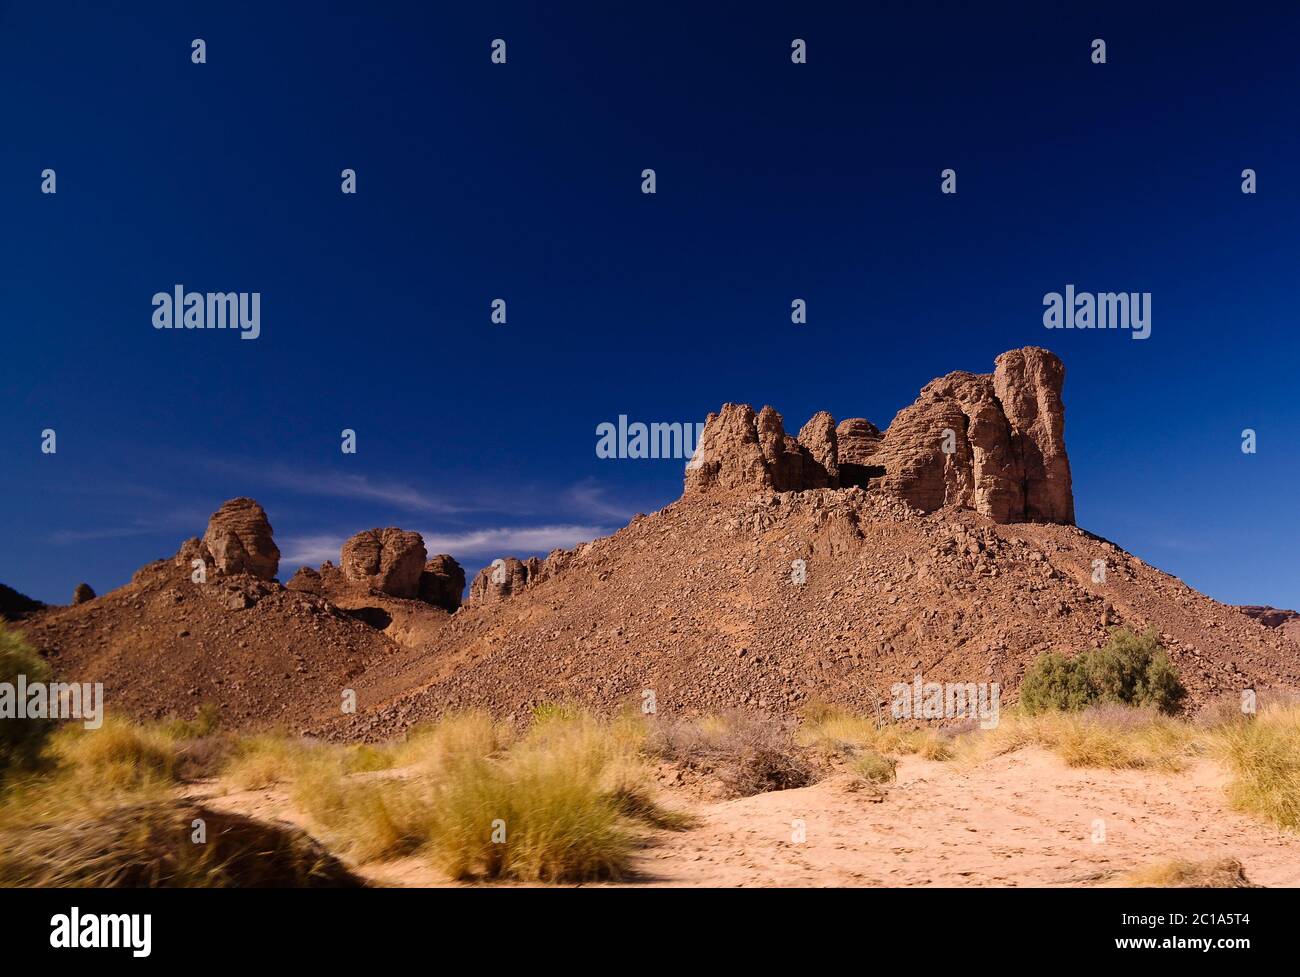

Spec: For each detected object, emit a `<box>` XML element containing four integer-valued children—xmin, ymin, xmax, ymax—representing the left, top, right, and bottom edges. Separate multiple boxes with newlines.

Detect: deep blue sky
<box><xmin>2</xmin><ymin>2</ymin><xmax>1297</xmax><ymax>609</ymax></box>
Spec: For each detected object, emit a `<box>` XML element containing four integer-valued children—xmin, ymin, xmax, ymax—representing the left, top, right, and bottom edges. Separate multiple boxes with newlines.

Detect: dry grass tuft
<box><xmin>1120</xmin><ymin>857</ymin><xmax>1256</xmax><ymax>888</ymax></box>
<box><xmin>1212</xmin><ymin>702</ymin><xmax>1300</xmax><ymax>831</ymax></box>
<box><xmin>0</xmin><ymin>800</ymin><xmax>363</xmax><ymax>887</ymax></box>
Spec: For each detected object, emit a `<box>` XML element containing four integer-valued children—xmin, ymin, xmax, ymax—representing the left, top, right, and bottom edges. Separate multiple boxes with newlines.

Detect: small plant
<box><xmin>849</xmin><ymin>749</ymin><xmax>897</xmax><ymax>783</ymax></box>
<box><xmin>1020</xmin><ymin>629</ymin><xmax>1185</xmax><ymax>715</ymax></box>
<box><xmin>162</xmin><ymin>702</ymin><xmax>222</xmax><ymax>739</ymax></box>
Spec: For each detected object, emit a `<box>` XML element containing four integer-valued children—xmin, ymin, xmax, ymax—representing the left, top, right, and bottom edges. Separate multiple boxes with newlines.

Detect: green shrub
<box><xmin>1020</xmin><ymin>629</ymin><xmax>1185</xmax><ymax>715</ymax></box>
<box><xmin>0</xmin><ymin>624</ymin><xmax>55</xmax><ymax>780</ymax></box>
<box><xmin>1019</xmin><ymin>650</ymin><xmax>1095</xmax><ymax>714</ymax></box>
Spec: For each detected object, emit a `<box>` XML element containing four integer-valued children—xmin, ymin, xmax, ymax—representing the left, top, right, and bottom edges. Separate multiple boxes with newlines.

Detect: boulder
<box><xmin>340</xmin><ymin>529</ymin><xmax>427</xmax><ymax>599</ymax></box>
<box><xmin>201</xmin><ymin>498</ymin><xmax>280</xmax><ymax>580</ymax></box>
<box><xmin>71</xmin><ymin>583</ymin><xmax>95</xmax><ymax>604</ymax></box>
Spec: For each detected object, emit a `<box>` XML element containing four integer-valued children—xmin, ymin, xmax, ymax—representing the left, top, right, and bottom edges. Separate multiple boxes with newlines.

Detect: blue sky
<box><xmin>2</xmin><ymin>2</ymin><xmax>1297</xmax><ymax>609</ymax></box>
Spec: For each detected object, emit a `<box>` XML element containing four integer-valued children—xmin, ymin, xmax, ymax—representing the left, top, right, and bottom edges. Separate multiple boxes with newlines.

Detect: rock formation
<box><xmin>992</xmin><ymin>347</ymin><xmax>1075</xmax><ymax>524</ymax></box>
<box><xmin>72</xmin><ymin>583</ymin><xmax>95</xmax><ymax>604</ymax></box>
<box><xmin>340</xmin><ymin>529</ymin><xmax>427</xmax><ymax>599</ymax></box>
<box><xmin>1239</xmin><ymin>605</ymin><xmax>1300</xmax><ymax>645</ymax></box>
<box><xmin>797</xmin><ymin>411</ymin><xmax>839</xmax><ymax>489</ymax></box>
<box><xmin>682</xmin><ymin>347</ymin><xmax>1074</xmax><ymax>525</ymax></box>
<box><xmin>835</xmin><ymin>418</ymin><xmax>882</xmax><ymax>464</ymax></box>
<box><xmin>285</xmin><ymin>566</ymin><xmax>323</xmax><ymax>595</ymax></box>
<box><xmin>469</xmin><ymin>556</ymin><xmax>537</xmax><ymax>604</ymax></box>
<box><xmin>419</xmin><ymin>555</ymin><xmax>466</xmax><ymax>612</ymax></box>
<box><xmin>200</xmin><ymin>498</ymin><xmax>281</xmax><ymax>579</ymax></box>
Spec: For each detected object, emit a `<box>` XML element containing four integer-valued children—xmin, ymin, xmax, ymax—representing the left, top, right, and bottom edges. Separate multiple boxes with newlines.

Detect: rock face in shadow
<box><xmin>419</xmin><ymin>555</ymin><xmax>466</xmax><ymax>612</ymax></box>
<box><xmin>682</xmin><ymin>347</ymin><xmax>1074</xmax><ymax>525</ymax></box>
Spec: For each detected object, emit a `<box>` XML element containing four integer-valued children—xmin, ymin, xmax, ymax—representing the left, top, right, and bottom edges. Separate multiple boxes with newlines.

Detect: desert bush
<box><xmin>1020</xmin><ymin>629</ymin><xmax>1185</xmax><ymax>715</ymax></box>
<box><xmin>0</xmin><ymin>623</ymin><xmax>55</xmax><ymax>780</ymax></box>
<box><xmin>292</xmin><ymin>764</ymin><xmax>429</xmax><ymax>862</ymax></box>
<box><xmin>261</xmin><ymin>711</ymin><xmax>665</xmax><ymax>881</ymax></box>
<box><xmin>389</xmin><ymin>710</ymin><xmax>510</xmax><ymax>772</ymax></box>
<box><xmin>650</xmin><ymin>711</ymin><xmax>817</xmax><ymax>797</ymax></box>
<box><xmin>795</xmin><ymin>703</ymin><xmax>957</xmax><ymax>763</ymax></box>
<box><xmin>221</xmin><ymin>734</ymin><xmax>319</xmax><ymax>790</ymax></box>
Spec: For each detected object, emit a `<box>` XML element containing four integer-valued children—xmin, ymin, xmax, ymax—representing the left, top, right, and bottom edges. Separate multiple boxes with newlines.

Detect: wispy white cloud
<box><xmin>49</xmin><ymin>507</ymin><xmax>210</xmax><ymax>545</ymax></box>
<box><xmin>203</xmin><ymin>459</ymin><xmax>465</xmax><ymax>514</ymax></box>
<box><xmin>278</xmin><ymin>534</ymin><xmax>349</xmax><ymax>567</ymax></box>
<box><xmin>419</xmin><ymin>524</ymin><xmax>605</xmax><ymax>556</ymax></box>
<box><xmin>279</xmin><ymin>524</ymin><xmax>606</xmax><ymax>570</ymax></box>
<box><xmin>562</xmin><ymin>478</ymin><xmax>637</xmax><ymax>521</ymax></box>
<box><xmin>51</xmin><ymin>525</ymin><xmax>159</xmax><ymax>544</ymax></box>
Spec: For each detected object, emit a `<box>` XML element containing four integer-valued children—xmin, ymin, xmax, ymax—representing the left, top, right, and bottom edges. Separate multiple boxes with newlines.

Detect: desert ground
<box><xmin>185</xmin><ymin>743</ymin><xmax>1300</xmax><ymax>888</ymax></box>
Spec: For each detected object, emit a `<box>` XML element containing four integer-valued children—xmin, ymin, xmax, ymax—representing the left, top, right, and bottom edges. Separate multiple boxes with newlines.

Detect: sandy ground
<box><xmin>195</xmin><ymin>748</ymin><xmax>1300</xmax><ymax>887</ymax></box>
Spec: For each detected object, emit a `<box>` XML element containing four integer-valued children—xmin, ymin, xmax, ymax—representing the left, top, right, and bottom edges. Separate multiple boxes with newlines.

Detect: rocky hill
<box><xmin>12</xmin><ymin>347</ymin><xmax>1299</xmax><ymax>735</ymax></box>
<box><xmin>315</xmin><ymin>348</ymin><xmax>1299</xmax><ymax>737</ymax></box>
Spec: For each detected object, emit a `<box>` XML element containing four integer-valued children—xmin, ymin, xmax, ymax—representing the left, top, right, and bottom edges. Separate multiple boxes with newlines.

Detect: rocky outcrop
<box><xmin>340</xmin><ymin>529</ymin><xmax>426</xmax><ymax>599</ymax></box>
<box><xmin>684</xmin><ymin>404</ymin><xmax>772</xmax><ymax>495</ymax></box>
<box><xmin>469</xmin><ymin>556</ymin><xmax>537</xmax><ymax>604</ymax></box>
<box><xmin>72</xmin><ymin>583</ymin><xmax>95</xmax><ymax>604</ymax></box>
<box><xmin>201</xmin><ymin>498</ymin><xmax>281</xmax><ymax>580</ymax></box>
<box><xmin>285</xmin><ymin>566</ymin><xmax>323</xmax><ymax>595</ymax></box>
<box><xmin>866</xmin><ymin>370</ymin><xmax>1022</xmax><ymax>521</ymax></box>
<box><xmin>1239</xmin><ymin>605</ymin><xmax>1300</xmax><ymax>645</ymax></box>
<box><xmin>419</xmin><ymin>555</ymin><xmax>465</xmax><ymax>612</ymax></box>
<box><xmin>681</xmin><ymin>347</ymin><xmax>1074</xmax><ymax>525</ymax></box>
<box><xmin>797</xmin><ymin>411</ymin><xmax>839</xmax><ymax>489</ymax></box>
<box><xmin>835</xmin><ymin>418</ymin><xmax>882</xmax><ymax>464</ymax></box>
<box><xmin>992</xmin><ymin>347</ymin><xmax>1075</xmax><ymax>524</ymax></box>
<box><xmin>686</xmin><ymin>405</ymin><xmax>845</xmax><ymax>496</ymax></box>
<box><xmin>175</xmin><ymin>537</ymin><xmax>207</xmax><ymax>572</ymax></box>
<box><xmin>289</xmin><ymin>539</ymin><xmax>463</xmax><ymax>612</ymax></box>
